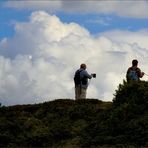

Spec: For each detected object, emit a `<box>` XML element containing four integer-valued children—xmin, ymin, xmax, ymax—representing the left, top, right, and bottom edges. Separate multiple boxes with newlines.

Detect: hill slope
<box><xmin>0</xmin><ymin>80</ymin><xmax>148</xmax><ymax>147</ymax></box>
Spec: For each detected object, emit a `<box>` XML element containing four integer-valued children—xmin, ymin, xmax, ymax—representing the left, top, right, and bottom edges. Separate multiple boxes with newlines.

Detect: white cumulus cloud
<box><xmin>0</xmin><ymin>11</ymin><xmax>148</xmax><ymax>106</ymax></box>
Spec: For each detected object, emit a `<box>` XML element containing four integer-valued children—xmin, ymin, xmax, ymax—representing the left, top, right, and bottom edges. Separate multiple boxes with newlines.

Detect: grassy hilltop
<box><xmin>0</xmin><ymin>80</ymin><xmax>148</xmax><ymax>147</ymax></box>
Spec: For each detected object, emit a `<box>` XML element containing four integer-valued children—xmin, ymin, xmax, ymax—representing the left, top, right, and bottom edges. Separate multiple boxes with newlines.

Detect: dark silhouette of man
<box><xmin>126</xmin><ymin>59</ymin><xmax>144</xmax><ymax>82</ymax></box>
<box><xmin>74</xmin><ymin>63</ymin><xmax>93</xmax><ymax>100</ymax></box>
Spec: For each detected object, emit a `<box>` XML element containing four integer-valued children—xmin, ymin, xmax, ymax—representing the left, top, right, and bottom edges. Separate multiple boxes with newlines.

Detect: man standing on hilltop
<box><xmin>126</xmin><ymin>59</ymin><xmax>144</xmax><ymax>82</ymax></box>
<box><xmin>74</xmin><ymin>63</ymin><xmax>96</xmax><ymax>100</ymax></box>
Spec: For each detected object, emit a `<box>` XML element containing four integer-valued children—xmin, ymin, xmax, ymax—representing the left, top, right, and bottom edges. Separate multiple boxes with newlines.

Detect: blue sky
<box><xmin>0</xmin><ymin>7</ymin><xmax>31</xmax><ymax>39</ymax></box>
<box><xmin>1</xmin><ymin>1</ymin><xmax>148</xmax><ymax>105</ymax></box>
<box><xmin>1</xmin><ymin>1</ymin><xmax>148</xmax><ymax>39</ymax></box>
<box><xmin>58</xmin><ymin>13</ymin><xmax>148</xmax><ymax>33</ymax></box>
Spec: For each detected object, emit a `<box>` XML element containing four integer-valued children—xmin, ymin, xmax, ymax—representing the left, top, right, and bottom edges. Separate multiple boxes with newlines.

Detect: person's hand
<box><xmin>141</xmin><ymin>72</ymin><xmax>145</xmax><ymax>77</ymax></box>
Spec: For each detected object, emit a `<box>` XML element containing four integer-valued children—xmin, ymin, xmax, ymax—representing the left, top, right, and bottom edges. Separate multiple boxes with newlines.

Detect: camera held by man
<box><xmin>91</xmin><ymin>73</ymin><xmax>96</xmax><ymax>78</ymax></box>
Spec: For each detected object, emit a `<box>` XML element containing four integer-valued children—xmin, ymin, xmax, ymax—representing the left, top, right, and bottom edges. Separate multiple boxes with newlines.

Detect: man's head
<box><xmin>132</xmin><ymin>59</ymin><xmax>138</xmax><ymax>66</ymax></box>
<box><xmin>80</xmin><ymin>63</ymin><xmax>86</xmax><ymax>70</ymax></box>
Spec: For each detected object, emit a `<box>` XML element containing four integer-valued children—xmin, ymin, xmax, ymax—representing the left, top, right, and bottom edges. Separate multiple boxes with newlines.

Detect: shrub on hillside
<box><xmin>113</xmin><ymin>80</ymin><xmax>148</xmax><ymax>106</ymax></box>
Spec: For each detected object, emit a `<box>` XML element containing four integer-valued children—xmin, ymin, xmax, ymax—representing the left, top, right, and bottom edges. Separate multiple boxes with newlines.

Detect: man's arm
<box><xmin>84</xmin><ymin>70</ymin><xmax>92</xmax><ymax>79</ymax></box>
<box><xmin>137</xmin><ymin>68</ymin><xmax>144</xmax><ymax>78</ymax></box>
<box><xmin>81</xmin><ymin>70</ymin><xmax>92</xmax><ymax>79</ymax></box>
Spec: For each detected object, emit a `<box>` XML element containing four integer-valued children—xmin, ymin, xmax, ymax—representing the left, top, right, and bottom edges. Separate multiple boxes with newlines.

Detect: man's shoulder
<box><xmin>80</xmin><ymin>69</ymin><xmax>87</xmax><ymax>74</ymax></box>
<box><xmin>136</xmin><ymin>67</ymin><xmax>141</xmax><ymax>73</ymax></box>
<box><xmin>76</xmin><ymin>68</ymin><xmax>83</xmax><ymax>72</ymax></box>
<box><xmin>128</xmin><ymin>66</ymin><xmax>140</xmax><ymax>71</ymax></box>
<box><xmin>127</xmin><ymin>67</ymin><xmax>132</xmax><ymax>72</ymax></box>
<box><xmin>136</xmin><ymin>67</ymin><xmax>141</xmax><ymax>70</ymax></box>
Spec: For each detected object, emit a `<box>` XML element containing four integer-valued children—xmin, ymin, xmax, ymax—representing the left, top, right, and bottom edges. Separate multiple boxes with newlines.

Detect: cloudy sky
<box><xmin>0</xmin><ymin>0</ymin><xmax>148</xmax><ymax>106</ymax></box>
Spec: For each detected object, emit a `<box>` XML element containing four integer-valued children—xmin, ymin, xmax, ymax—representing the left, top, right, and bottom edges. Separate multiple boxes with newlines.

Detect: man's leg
<box><xmin>80</xmin><ymin>88</ymin><xmax>87</xmax><ymax>99</ymax></box>
<box><xmin>75</xmin><ymin>86</ymin><xmax>81</xmax><ymax>100</ymax></box>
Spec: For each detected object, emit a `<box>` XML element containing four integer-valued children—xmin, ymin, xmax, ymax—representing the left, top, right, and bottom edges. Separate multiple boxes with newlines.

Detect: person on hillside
<box><xmin>126</xmin><ymin>59</ymin><xmax>144</xmax><ymax>82</ymax></box>
<box><xmin>74</xmin><ymin>63</ymin><xmax>96</xmax><ymax>100</ymax></box>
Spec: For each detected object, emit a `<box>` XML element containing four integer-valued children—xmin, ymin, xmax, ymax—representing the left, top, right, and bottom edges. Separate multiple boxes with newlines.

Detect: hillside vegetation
<box><xmin>0</xmin><ymin>80</ymin><xmax>148</xmax><ymax>147</ymax></box>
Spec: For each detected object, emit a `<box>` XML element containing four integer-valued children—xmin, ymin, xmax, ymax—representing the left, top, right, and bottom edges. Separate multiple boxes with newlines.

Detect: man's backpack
<box><xmin>74</xmin><ymin>70</ymin><xmax>83</xmax><ymax>85</ymax></box>
<box><xmin>127</xmin><ymin>68</ymin><xmax>139</xmax><ymax>81</ymax></box>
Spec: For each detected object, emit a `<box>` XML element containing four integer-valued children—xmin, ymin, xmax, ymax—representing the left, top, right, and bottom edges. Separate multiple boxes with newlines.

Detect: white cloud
<box><xmin>0</xmin><ymin>11</ymin><xmax>148</xmax><ymax>106</ymax></box>
<box><xmin>3</xmin><ymin>1</ymin><xmax>148</xmax><ymax>18</ymax></box>
<box><xmin>100</xmin><ymin>29</ymin><xmax>148</xmax><ymax>49</ymax></box>
<box><xmin>87</xmin><ymin>17</ymin><xmax>110</xmax><ymax>26</ymax></box>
